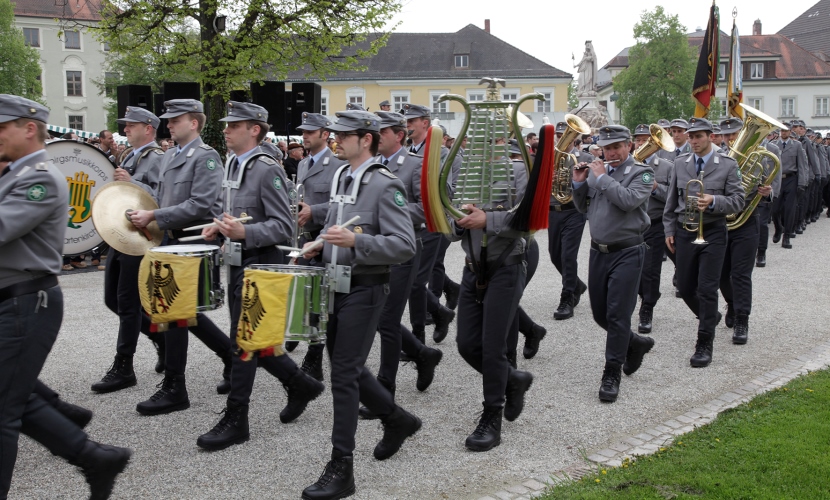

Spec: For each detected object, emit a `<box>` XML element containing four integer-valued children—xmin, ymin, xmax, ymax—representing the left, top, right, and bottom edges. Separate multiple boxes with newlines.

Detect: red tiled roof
<box><xmin>13</xmin><ymin>0</ymin><xmax>103</xmax><ymax>22</ymax></box>
<box><xmin>741</xmin><ymin>34</ymin><xmax>830</xmax><ymax>78</ymax></box>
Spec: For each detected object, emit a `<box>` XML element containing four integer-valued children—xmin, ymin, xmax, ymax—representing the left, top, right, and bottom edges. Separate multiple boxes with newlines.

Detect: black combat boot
<box><xmin>725</xmin><ymin>304</ymin><xmax>735</xmax><ymax>328</ymax></box>
<box><xmin>443</xmin><ymin>279</ymin><xmax>460</xmax><ymax>310</ymax></box>
<box><xmin>522</xmin><ymin>323</ymin><xmax>547</xmax><ymax>359</ymax></box>
<box><xmin>70</xmin><ymin>440</ymin><xmax>132</xmax><ymax>500</ymax></box>
<box><xmin>638</xmin><ymin>305</ymin><xmax>653</xmax><ymax>334</ymax></box>
<box><xmin>216</xmin><ymin>351</ymin><xmax>233</xmax><ymax>395</ymax></box>
<box><xmin>196</xmin><ymin>403</ymin><xmax>250</xmax><ymax>451</ymax></box>
<box><xmin>598</xmin><ymin>362</ymin><xmax>622</xmax><ymax>403</ymax></box>
<box><xmin>689</xmin><ymin>333</ymin><xmax>714</xmax><ymax>368</ymax></box>
<box><xmin>755</xmin><ymin>251</ymin><xmax>766</xmax><ymax>268</ymax></box>
<box><xmin>782</xmin><ymin>236</ymin><xmax>792</xmax><ymax>248</ymax></box>
<box><xmin>732</xmin><ymin>314</ymin><xmax>749</xmax><ymax>345</ymax></box>
<box><xmin>504</xmin><ymin>369</ymin><xmax>533</xmax><ymax>421</ymax></box>
<box><xmin>401</xmin><ymin>328</ymin><xmax>425</xmax><ymax>362</ymax></box>
<box><xmin>623</xmin><ymin>333</ymin><xmax>655</xmax><ymax>376</ymax></box>
<box><xmin>465</xmin><ymin>405</ymin><xmax>502</xmax><ymax>452</ymax></box>
<box><xmin>52</xmin><ymin>399</ymin><xmax>94</xmax><ymax>429</ymax></box>
<box><xmin>152</xmin><ymin>337</ymin><xmax>165</xmax><ymax>373</ymax></box>
<box><xmin>135</xmin><ymin>374</ymin><xmax>190</xmax><ymax>416</ymax></box>
<box><xmin>415</xmin><ymin>346</ymin><xmax>443</xmax><ymax>392</ymax></box>
<box><xmin>284</xmin><ymin>340</ymin><xmax>299</xmax><ymax>352</ymax></box>
<box><xmin>302</xmin><ymin>453</ymin><xmax>355</xmax><ymax>500</ymax></box>
<box><xmin>374</xmin><ymin>405</ymin><xmax>422</xmax><ymax>460</ymax></box>
<box><xmin>573</xmin><ymin>279</ymin><xmax>587</xmax><ymax>307</ymax></box>
<box><xmin>302</xmin><ymin>344</ymin><xmax>325</xmax><ymax>382</ymax></box>
<box><xmin>432</xmin><ymin>304</ymin><xmax>456</xmax><ymax>343</ymax></box>
<box><xmin>359</xmin><ymin>377</ymin><xmax>394</xmax><ymax>420</ymax></box>
<box><xmin>553</xmin><ymin>291</ymin><xmax>575</xmax><ymax>320</ymax></box>
<box><xmin>91</xmin><ymin>354</ymin><xmax>137</xmax><ymax>394</ymax></box>
<box><xmin>279</xmin><ymin>369</ymin><xmax>325</xmax><ymax>424</ymax></box>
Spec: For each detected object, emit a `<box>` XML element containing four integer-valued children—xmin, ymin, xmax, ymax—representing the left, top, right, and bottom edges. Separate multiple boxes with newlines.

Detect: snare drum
<box><xmin>150</xmin><ymin>244</ymin><xmax>224</xmax><ymax>311</ymax></box>
<box><xmin>247</xmin><ymin>264</ymin><xmax>328</xmax><ymax>343</ymax></box>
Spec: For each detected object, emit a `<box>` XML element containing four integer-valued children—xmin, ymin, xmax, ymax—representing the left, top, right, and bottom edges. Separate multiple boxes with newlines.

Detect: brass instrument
<box><xmin>288</xmin><ymin>176</ymin><xmax>305</xmax><ymax>248</ymax></box>
<box><xmin>117</xmin><ymin>146</ymin><xmax>134</xmax><ymax>166</ymax></box>
<box><xmin>725</xmin><ymin>103</ymin><xmax>786</xmax><ymax>230</ymax></box>
<box><xmin>505</xmin><ymin>105</ymin><xmax>534</xmax><ymax>139</ymax></box>
<box><xmin>633</xmin><ymin>124</ymin><xmax>673</xmax><ymax>163</ymax></box>
<box><xmin>683</xmin><ymin>171</ymin><xmax>708</xmax><ymax>245</ymax></box>
<box><xmin>551</xmin><ymin>114</ymin><xmax>591</xmax><ymax>204</ymax></box>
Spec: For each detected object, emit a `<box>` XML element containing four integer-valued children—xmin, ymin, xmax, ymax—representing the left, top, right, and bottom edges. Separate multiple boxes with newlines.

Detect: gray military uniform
<box><xmin>774</xmin><ymin>138</ymin><xmax>809</xmax><ymax>187</ymax></box>
<box><xmin>383</xmin><ymin>147</ymin><xmax>425</xmax><ymax>227</ymax></box>
<box><xmin>297</xmin><ymin>148</ymin><xmax>346</xmax><ymax>237</ymax></box>
<box><xmin>646</xmin><ymin>154</ymin><xmax>673</xmax><ymax>220</ymax></box>
<box><xmin>761</xmin><ymin>140</ymin><xmax>782</xmax><ymax>197</ymax></box>
<box><xmin>124</xmin><ymin>144</ymin><xmax>164</xmax><ymax>192</ymax></box>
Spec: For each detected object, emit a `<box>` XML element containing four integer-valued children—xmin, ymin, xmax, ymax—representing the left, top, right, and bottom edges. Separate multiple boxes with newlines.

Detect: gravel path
<box><xmin>10</xmin><ymin>218</ymin><xmax>830</xmax><ymax>499</ymax></box>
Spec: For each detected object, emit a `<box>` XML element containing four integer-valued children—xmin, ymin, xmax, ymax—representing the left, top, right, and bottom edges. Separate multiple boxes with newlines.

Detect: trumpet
<box><xmin>683</xmin><ymin>170</ymin><xmax>708</xmax><ymax>245</ymax></box>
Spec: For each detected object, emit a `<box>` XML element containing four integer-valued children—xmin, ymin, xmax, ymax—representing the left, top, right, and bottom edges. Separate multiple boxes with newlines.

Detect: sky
<box><xmin>384</xmin><ymin>0</ymin><xmax>821</xmax><ymax>78</ymax></box>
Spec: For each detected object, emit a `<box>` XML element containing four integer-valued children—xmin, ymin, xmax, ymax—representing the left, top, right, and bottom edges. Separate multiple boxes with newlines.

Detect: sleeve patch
<box><xmin>394</xmin><ymin>190</ymin><xmax>405</xmax><ymax>206</ymax></box>
<box><xmin>27</xmin><ymin>184</ymin><xmax>47</xmax><ymax>201</ymax></box>
<box><xmin>642</xmin><ymin>172</ymin><xmax>653</xmax><ymax>184</ymax></box>
<box><xmin>206</xmin><ymin>158</ymin><xmax>217</xmax><ymax>170</ymax></box>
<box><xmin>273</xmin><ymin>177</ymin><xmax>282</xmax><ymax>190</ymax></box>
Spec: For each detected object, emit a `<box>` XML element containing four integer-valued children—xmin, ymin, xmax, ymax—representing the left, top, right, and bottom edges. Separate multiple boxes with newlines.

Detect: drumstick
<box><xmin>177</xmin><ymin>234</ymin><xmax>210</xmax><ymax>242</ymax></box>
<box><xmin>184</xmin><ymin>216</ymin><xmax>253</xmax><ymax>231</ymax></box>
<box><xmin>288</xmin><ymin>215</ymin><xmax>361</xmax><ymax>259</ymax></box>
<box><xmin>277</xmin><ymin>245</ymin><xmax>303</xmax><ymax>253</ymax></box>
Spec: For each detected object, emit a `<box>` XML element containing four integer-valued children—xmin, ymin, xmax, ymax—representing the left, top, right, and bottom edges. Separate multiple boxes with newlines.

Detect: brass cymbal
<box><xmin>91</xmin><ymin>181</ymin><xmax>163</xmax><ymax>256</ymax></box>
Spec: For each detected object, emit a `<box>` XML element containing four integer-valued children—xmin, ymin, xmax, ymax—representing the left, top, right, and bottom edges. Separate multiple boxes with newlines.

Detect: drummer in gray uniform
<box><xmin>572</xmin><ymin>125</ymin><xmax>655</xmax><ymax>403</ymax></box>
<box><xmin>300</xmin><ymin>109</ymin><xmax>420</xmax><ymax>500</ymax></box>
<box><xmin>633</xmin><ymin>123</ymin><xmax>674</xmax><ymax>334</ymax></box>
<box><xmin>128</xmin><ymin>98</ymin><xmax>234</xmax><ymax>415</ymax></box>
<box><xmin>196</xmin><ymin>101</ymin><xmax>324</xmax><ymax>451</ymax></box>
<box><xmin>0</xmin><ymin>94</ymin><xmax>131</xmax><ymax>500</ymax></box>
<box><xmin>92</xmin><ymin>106</ymin><xmax>167</xmax><ymax>394</ymax></box>
<box><xmin>290</xmin><ymin>112</ymin><xmax>347</xmax><ymax>380</ymax></box>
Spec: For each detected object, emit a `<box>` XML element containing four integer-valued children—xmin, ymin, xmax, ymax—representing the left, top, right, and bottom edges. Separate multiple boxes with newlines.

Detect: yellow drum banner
<box><xmin>139</xmin><ymin>251</ymin><xmax>201</xmax><ymax>332</ymax></box>
<box><xmin>236</xmin><ymin>269</ymin><xmax>294</xmax><ymax>360</ymax></box>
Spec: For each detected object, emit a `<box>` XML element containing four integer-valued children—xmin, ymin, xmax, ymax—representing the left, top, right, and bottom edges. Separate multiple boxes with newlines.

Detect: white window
<box><xmin>718</xmin><ymin>63</ymin><xmax>727</xmax><ymax>81</ymax></box>
<box><xmin>748</xmin><ymin>97</ymin><xmax>762</xmax><ymax>111</ymax></box>
<box><xmin>501</xmin><ymin>88</ymin><xmax>519</xmax><ymax>101</ymax></box>
<box><xmin>66</xmin><ymin>71</ymin><xmax>83</xmax><ymax>97</ymax></box>
<box><xmin>345</xmin><ymin>87</ymin><xmax>364</xmax><ymax>108</ymax></box>
<box><xmin>320</xmin><ymin>90</ymin><xmax>329</xmax><ymax>116</ymax></box>
<box><xmin>718</xmin><ymin>98</ymin><xmax>728</xmax><ymax>116</ymax></box>
<box><xmin>467</xmin><ymin>90</ymin><xmax>485</xmax><ymax>102</ymax></box>
<box><xmin>534</xmin><ymin>87</ymin><xmax>553</xmax><ymax>112</ymax></box>
<box><xmin>430</xmin><ymin>91</ymin><xmax>449</xmax><ymax>114</ymax></box>
<box><xmin>68</xmin><ymin>115</ymin><xmax>84</xmax><ymax>130</ymax></box>
<box><xmin>816</xmin><ymin>97</ymin><xmax>829</xmax><ymax>116</ymax></box>
<box><xmin>23</xmin><ymin>28</ymin><xmax>39</xmax><ymax>48</ymax></box>
<box><xmin>64</xmin><ymin>30</ymin><xmax>81</xmax><ymax>50</ymax></box>
<box><xmin>781</xmin><ymin>97</ymin><xmax>796</xmax><ymax>117</ymax></box>
<box><xmin>391</xmin><ymin>91</ymin><xmax>410</xmax><ymax>111</ymax></box>
<box><xmin>750</xmin><ymin>63</ymin><xmax>764</xmax><ymax>79</ymax></box>
<box><xmin>103</xmin><ymin>41</ymin><xmax>111</xmax><ymax>52</ymax></box>
<box><xmin>454</xmin><ymin>54</ymin><xmax>469</xmax><ymax>68</ymax></box>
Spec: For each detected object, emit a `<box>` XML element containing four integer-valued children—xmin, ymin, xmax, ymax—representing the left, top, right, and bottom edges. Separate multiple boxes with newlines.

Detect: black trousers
<box><xmin>797</xmin><ymin>180</ymin><xmax>809</xmax><ymax>225</ymax></box>
<box><xmin>227</xmin><ymin>250</ymin><xmax>301</xmax><ymax>407</ymax></box>
<box><xmin>327</xmin><ymin>284</ymin><xmax>394</xmax><ymax>456</ymax></box>
<box><xmin>507</xmin><ymin>239</ymin><xmax>539</xmax><ymax>361</ymax></box>
<box><xmin>776</xmin><ymin>175</ymin><xmax>798</xmax><ymax>235</ymax></box>
<box><xmin>104</xmin><ymin>248</ymin><xmax>155</xmax><ymax>355</ymax></box>
<box><xmin>409</xmin><ymin>232</ymin><xmax>442</xmax><ymax>330</ymax></box>
<box><xmin>429</xmin><ymin>235</ymin><xmax>452</xmax><ymax>297</ymax></box>
<box><xmin>588</xmin><ymin>245</ymin><xmax>645</xmax><ymax>365</ymax></box>
<box><xmin>675</xmin><ymin>222</ymin><xmax>728</xmax><ymax>336</ymax></box>
<box><xmin>456</xmin><ymin>263</ymin><xmax>524</xmax><ymax>408</ymax></box>
<box><xmin>719</xmin><ymin>214</ymin><xmax>760</xmax><ymax>317</ymax></box>
<box><xmin>757</xmin><ymin>201</ymin><xmax>772</xmax><ymax>254</ymax></box>
<box><xmin>638</xmin><ymin>219</ymin><xmax>666</xmax><ymax>308</ymax></box>
<box><xmin>376</xmin><ymin>239</ymin><xmax>421</xmax><ymax>387</ymax></box>
<box><xmin>547</xmin><ymin>208</ymin><xmax>586</xmax><ymax>293</ymax></box>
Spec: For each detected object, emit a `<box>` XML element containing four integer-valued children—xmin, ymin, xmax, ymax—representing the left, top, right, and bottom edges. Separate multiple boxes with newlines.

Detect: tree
<box><xmin>613</xmin><ymin>6</ymin><xmax>696</xmax><ymax>130</ymax></box>
<box><xmin>567</xmin><ymin>80</ymin><xmax>579</xmax><ymax>110</ymax></box>
<box><xmin>0</xmin><ymin>0</ymin><xmax>43</xmax><ymax>101</ymax></box>
<box><xmin>65</xmin><ymin>0</ymin><xmax>401</xmax><ymax>154</ymax></box>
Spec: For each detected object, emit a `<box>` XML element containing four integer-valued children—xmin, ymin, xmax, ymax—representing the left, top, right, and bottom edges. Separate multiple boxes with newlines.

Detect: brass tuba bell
<box><xmin>633</xmin><ymin>124</ymin><xmax>673</xmax><ymax>163</ymax></box>
<box><xmin>551</xmin><ymin>114</ymin><xmax>591</xmax><ymax>204</ymax></box>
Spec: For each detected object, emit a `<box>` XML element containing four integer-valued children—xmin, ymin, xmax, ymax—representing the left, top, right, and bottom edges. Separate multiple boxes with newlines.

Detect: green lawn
<box><xmin>541</xmin><ymin>369</ymin><xmax>830</xmax><ymax>499</ymax></box>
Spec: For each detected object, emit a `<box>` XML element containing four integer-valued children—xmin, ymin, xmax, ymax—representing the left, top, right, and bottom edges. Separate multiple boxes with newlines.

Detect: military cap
<box><xmin>793</xmin><ymin>120</ymin><xmax>806</xmax><ymax>127</ymax></box>
<box><xmin>669</xmin><ymin>118</ymin><xmax>690</xmax><ymax>130</ymax></box>
<box><xmin>117</xmin><ymin>106</ymin><xmax>160</xmax><ymax>129</ymax></box>
<box><xmin>633</xmin><ymin>124</ymin><xmax>650</xmax><ymax>136</ymax></box>
<box><xmin>326</xmin><ymin>110</ymin><xmax>380</xmax><ymax>133</ymax></box>
<box><xmin>374</xmin><ymin>111</ymin><xmax>406</xmax><ymax>129</ymax></box>
<box><xmin>712</xmin><ymin>125</ymin><xmax>722</xmax><ymax>134</ymax></box>
<box><xmin>719</xmin><ymin>117</ymin><xmax>743</xmax><ymax>134</ymax></box>
<box><xmin>379</xmin><ymin>100</ymin><xmax>391</xmax><ymax>107</ymax></box>
<box><xmin>159</xmin><ymin>99</ymin><xmax>203</xmax><ymax>118</ymax></box>
<box><xmin>296</xmin><ymin>112</ymin><xmax>332</xmax><ymax>131</ymax></box>
<box><xmin>554</xmin><ymin>121</ymin><xmax>568</xmax><ymax>134</ymax></box>
<box><xmin>219</xmin><ymin>101</ymin><xmax>268</xmax><ymax>123</ymax></box>
<box><xmin>806</xmin><ymin>128</ymin><xmax>815</xmax><ymax>136</ymax></box>
<box><xmin>507</xmin><ymin>139</ymin><xmax>522</xmax><ymax>155</ymax></box>
<box><xmin>686</xmin><ymin>117</ymin><xmax>714</xmax><ymax>133</ymax></box>
<box><xmin>0</xmin><ymin>94</ymin><xmax>49</xmax><ymax>123</ymax></box>
<box><xmin>657</xmin><ymin>119</ymin><xmax>671</xmax><ymax>128</ymax></box>
<box><xmin>596</xmin><ymin>125</ymin><xmax>631</xmax><ymax>146</ymax></box>
<box><xmin>403</xmin><ymin>104</ymin><xmax>431</xmax><ymax>119</ymax></box>
<box><xmin>346</xmin><ymin>102</ymin><xmax>366</xmax><ymax>111</ymax></box>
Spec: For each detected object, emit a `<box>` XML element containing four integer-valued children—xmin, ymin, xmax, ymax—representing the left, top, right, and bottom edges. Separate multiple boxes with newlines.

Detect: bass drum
<box><xmin>46</xmin><ymin>140</ymin><xmax>116</xmax><ymax>256</ymax></box>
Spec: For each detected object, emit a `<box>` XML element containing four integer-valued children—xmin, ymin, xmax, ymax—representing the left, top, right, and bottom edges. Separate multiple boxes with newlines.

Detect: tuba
<box><xmin>725</xmin><ymin>103</ymin><xmax>786</xmax><ymax>230</ymax></box>
<box><xmin>633</xmin><ymin>124</ymin><xmax>673</xmax><ymax>163</ymax></box>
<box><xmin>551</xmin><ymin>114</ymin><xmax>591</xmax><ymax>204</ymax></box>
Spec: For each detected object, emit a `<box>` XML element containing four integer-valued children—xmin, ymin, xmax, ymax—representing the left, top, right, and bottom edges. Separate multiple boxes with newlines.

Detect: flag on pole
<box><xmin>727</xmin><ymin>19</ymin><xmax>743</xmax><ymax>118</ymax></box>
<box><xmin>692</xmin><ymin>2</ymin><xmax>720</xmax><ymax>118</ymax></box>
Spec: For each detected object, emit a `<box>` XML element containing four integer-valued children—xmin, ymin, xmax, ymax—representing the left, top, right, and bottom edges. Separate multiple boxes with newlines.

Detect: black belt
<box><xmin>0</xmin><ymin>275</ymin><xmax>58</xmax><ymax>303</ymax></box>
<box><xmin>551</xmin><ymin>202</ymin><xmax>576</xmax><ymax>212</ymax></box>
<box><xmin>465</xmin><ymin>253</ymin><xmax>524</xmax><ymax>272</ymax></box>
<box><xmin>350</xmin><ymin>273</ymin><xmax>390</xmax><ymax>287</ymax></box>
<box><xmin>169</xmin><ymin>223</ymin><xmax>213</xmax><ymax>240</ymax></box>
<box><xmin>781</xmin><ymin>172</ymin><xmax>797</xmax><ymax>179</ymax></box>
<box><xmin>591</xmin><ymin>236</ymin><xmax>643</xmax><ymax>253</ymax></box>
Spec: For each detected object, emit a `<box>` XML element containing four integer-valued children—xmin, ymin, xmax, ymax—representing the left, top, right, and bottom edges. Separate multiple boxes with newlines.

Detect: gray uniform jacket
<box><xmin>153</xmin><ymin>137</ymin><xmax>223</xmax><ymax>230</ymax></box>
<box><xmin>226</xmin><ymin>148</ymin><xmax>293</xmax><ymax>250</ymax></box>
<box><xmin>573</xmin><ymin>155</ymin><xmax>653</xmax><ymax>244</ymax></box>
<box><xmin>449</xmin><ymin>159</ymin><xmax>528</xmax><ymax>264</ymax></box>
<box><xmin>663</xmin><ymin>151</ymin><xmax>745</xmax><ymax>238</ymax></box>
<box><xmin>0</xmin><ymin>150</ymin><xmax>69</xmax><ymax>288</ymax></box>
<box><xmin>550</xmin><ymin>148</ymin><xmax>593</xmax><ymax>207</ymax></box>
<box><xmin>657</xmin><ymin>142</ymin><xmax>691</xmax><ymax>162</ymax></box>
<box><xmin>321</xmin><ymin>163</ymin><xmax>416</xmax><ymax>275</ymax></box>
<box><xmin>800</xmin><ymin>137</ymin><xmax>822</xmax><ymax>178</ymax></box>
<box><xmin>125</xmin><ymin>145</ymin><xmax>163</xmax><ymax>192</ymax></box>
<box><xmin>816</xmin><ymin>142</ymin><xmax>829</xmax><ymax>178</ymax></box>
<box><xmin>646</xmin><ymin>154</ymin><xmax>674</xmax><ymax>220</ymax></box>
<box><xmin>773</xmin><ymin>139</ymin><xmax>809</xmax><ymax>188</ymax></box>
<box><xmin>297</xmin><ymin>148</ymin><xmax>346</xmax><ymax>235</ymax></box>
<box><xmin>383</xmin><ymin>147</ymin><xmax>425</xmax><ymax>227</ymax></box>
<box><xmin>760</xmin><ymin>140</ymin><xmax>782</xmax><ymax>199</ymax></box>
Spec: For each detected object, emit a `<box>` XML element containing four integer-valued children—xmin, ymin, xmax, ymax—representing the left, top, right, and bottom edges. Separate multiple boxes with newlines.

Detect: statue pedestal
<box><xmin>577</xmin><ymin>92</ymin><xmax>598</xmax><ymax>110</ymax></box>
<box><xmin>571</xmin><ymin>92</ymin><xmax>608</xmax><ymax>129</ymax></box>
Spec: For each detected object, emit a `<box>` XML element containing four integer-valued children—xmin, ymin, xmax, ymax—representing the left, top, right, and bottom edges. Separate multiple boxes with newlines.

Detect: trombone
<box><xmin>683</xmin><ymin>170</ymin><xmax>708</xmax><ymax>245</ymax></box>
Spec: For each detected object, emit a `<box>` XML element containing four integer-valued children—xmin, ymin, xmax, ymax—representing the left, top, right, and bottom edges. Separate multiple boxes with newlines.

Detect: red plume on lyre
<box><xmin>509</xmin><ymin>124</ymin><xmax>556</xmax><ymax>232</ymax></box>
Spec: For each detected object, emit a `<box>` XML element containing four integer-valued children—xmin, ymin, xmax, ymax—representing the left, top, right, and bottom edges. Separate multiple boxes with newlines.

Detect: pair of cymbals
<box><xmin>91</xmin><ymin>182</ymin><xmax>163</xmax><ymax>256</ymax></box>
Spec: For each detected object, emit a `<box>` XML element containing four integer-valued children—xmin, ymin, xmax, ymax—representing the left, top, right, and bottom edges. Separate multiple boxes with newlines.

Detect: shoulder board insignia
<box><xmin>35</xmin><ymin>162</ymin><xmax>48</xmax><ymax>171</ymax></box>
<box><xmin>199</xmin><ymin>144</ymin><xmax>212</xmax><ymax>150</ymax></box>
<box><xmin>377</xmin><ymin>168</ymin><xmax>398</xmax><ymax>179</ymax></box>
<box><xmin>678</xmin><ymin>152</ymin><xmax>691</xmax><ymax>159</ymax></box>
<box><xmin>260</xmin><ymin>156</ymin><xmax>276</xmax><ymax>165</ymax></box>
<box><xmin>152</xmin><ymin>149</ymin><xmax>164</xmax><ymax>155</ymax></box>
<box><xmin>407</xmin><ymin>152</ymin><xmax>423</xmax><ymax>158</ymax></box>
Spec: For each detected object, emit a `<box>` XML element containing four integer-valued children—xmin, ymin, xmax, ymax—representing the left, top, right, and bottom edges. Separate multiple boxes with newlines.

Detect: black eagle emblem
<box><xmin>240</xmin><ymin>279</ymin><xmax>266</xmax><ymax>340</ymax></box>
<box><xmin>146</xmin><ymin>260</ymin><xmax>179</xmax><ymax>314</ymax></box>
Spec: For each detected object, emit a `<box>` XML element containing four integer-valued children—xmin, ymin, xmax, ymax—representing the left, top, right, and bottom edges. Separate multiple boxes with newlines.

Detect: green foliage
<box><xmin>613</xmin><ymin>6</ymin><xmax>696</xmax><ymax>130</ymax></box>
<box><xmin>568</xmin><ymin>80</ymin><xmax>579</xmax><ymax>110</ymax></box>
<box><xmin>0</xmin><ymin>0</ymin><xmax>43</xmax><ymax>101</ymax></box>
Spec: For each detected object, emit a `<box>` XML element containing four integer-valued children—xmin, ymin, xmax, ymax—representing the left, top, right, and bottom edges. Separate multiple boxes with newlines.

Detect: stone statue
<box><xmin>573</xmin><ymin>41</ymin><xmax>598</xmax><ymax>96</ymax></box>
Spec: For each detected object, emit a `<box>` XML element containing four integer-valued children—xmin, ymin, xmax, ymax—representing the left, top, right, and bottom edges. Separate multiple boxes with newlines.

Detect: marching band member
<box><xmin>754</xmin><ymin>132</ymin><xmax>781</xmax><ymax>268</ymax></box>
<box><xmin>772</xmin><ymin>124</ymin><xmax>809</xmax><ymax>249</ymax></box>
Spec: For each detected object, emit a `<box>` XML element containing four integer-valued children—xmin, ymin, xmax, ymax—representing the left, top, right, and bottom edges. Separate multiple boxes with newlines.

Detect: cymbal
<box><xmin>91</xmin><ymin>181</ymin><xmax>163</xmax><ymax>256</ymax></box>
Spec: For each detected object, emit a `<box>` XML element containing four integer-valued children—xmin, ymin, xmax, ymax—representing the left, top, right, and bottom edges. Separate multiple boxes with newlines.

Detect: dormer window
<box><xmin>455</xmin><ymin>54</ymin><xmax>469</xmax><ymax>68</ymax></box>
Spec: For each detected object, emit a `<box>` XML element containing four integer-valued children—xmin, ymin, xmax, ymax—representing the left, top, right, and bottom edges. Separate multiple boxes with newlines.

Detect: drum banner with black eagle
<box><xmin>236</xmin><ymin>269</ymin><xmax>295</xmax><ymax>360</ymax></box>
<box><xmin>138</xmin><ymin>251</ymin><xmax>201</xmax><ymax>332</ymax></box>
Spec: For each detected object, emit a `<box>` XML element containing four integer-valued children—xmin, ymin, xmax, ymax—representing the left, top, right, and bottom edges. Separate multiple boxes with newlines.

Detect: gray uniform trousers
<box><xmin>638</xmin><ymin>219</ymin><xmax>666</xmax><ymax>308</ymax></box>
<box><xmin>507</xmin><ymin>239</ymin><xmax>539</xmax><ymax>362</ymax></box>
<box><xmin>719</xmin><ymin>213</ymin><xmax>761</xmax><ymax>317</ymax></box>
<box><xmin>547</xmin><ymin>207</ymin><xmax>586</xmax><ymax>294</ymax></box>
<box><xmin>675</xmin><ymin>222</ymin><xmax>728</xmax><ymax>335</ymax></box>
<box><xmin>409</xmin><ymin>231</ymin><xmax>443</xmax><ymax>330</ymax></box>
